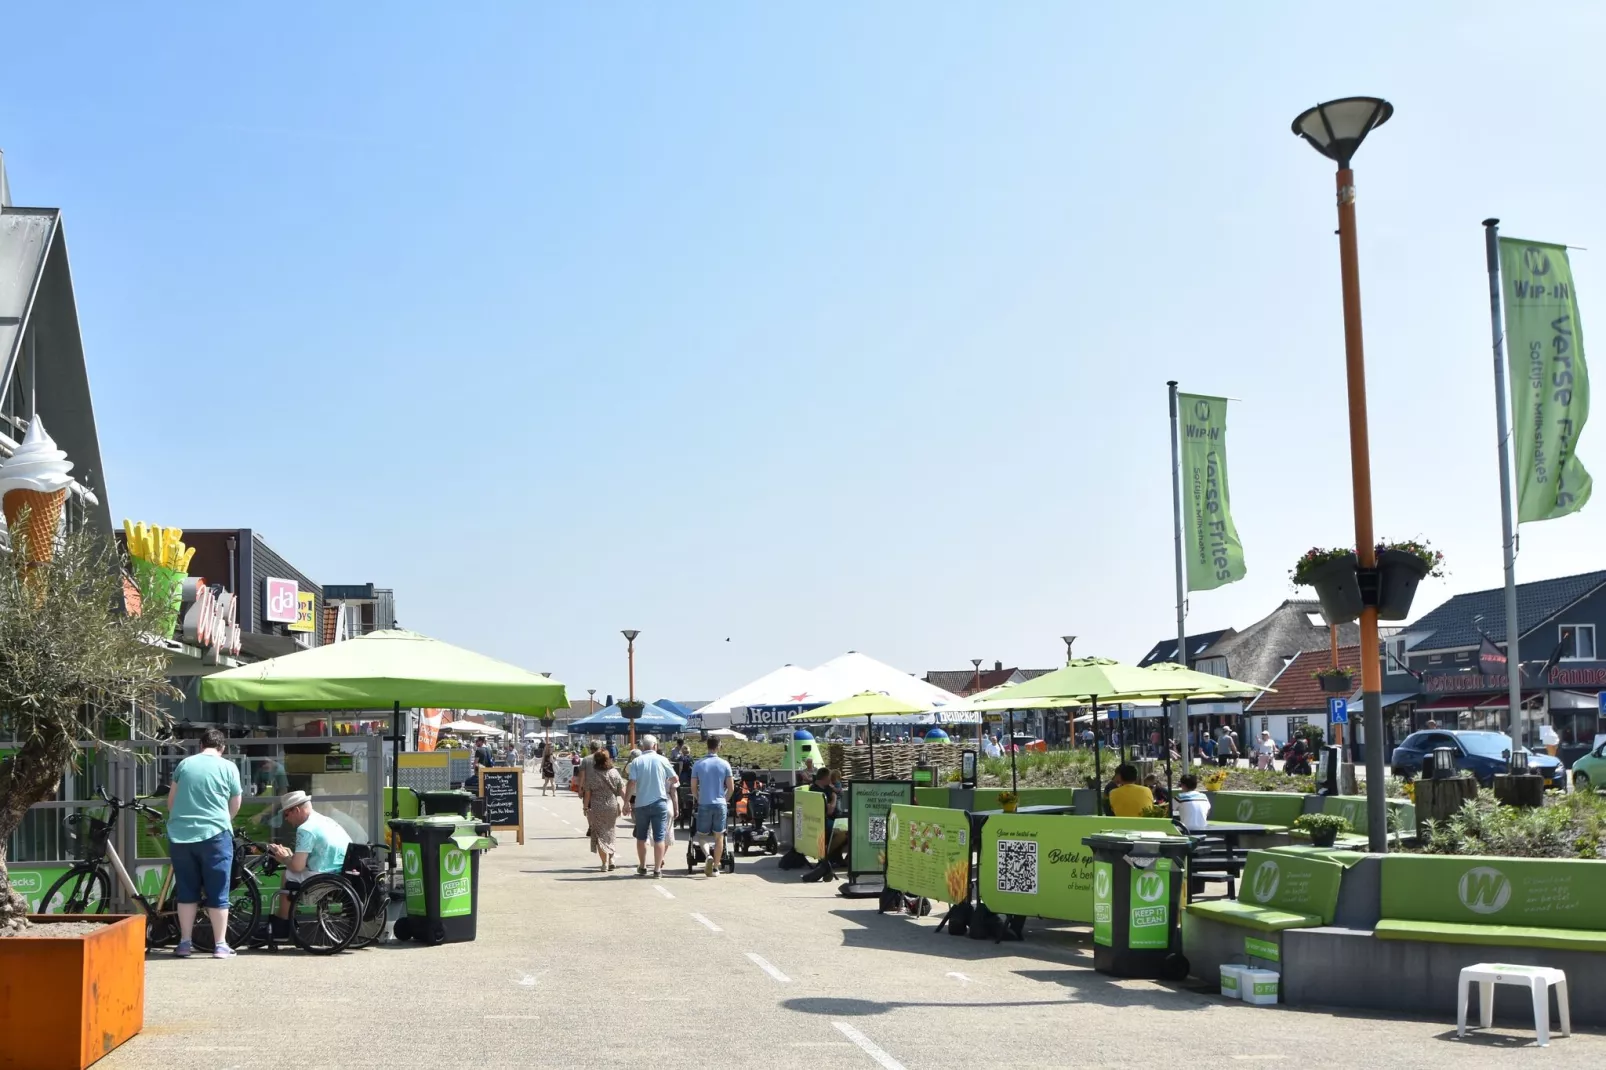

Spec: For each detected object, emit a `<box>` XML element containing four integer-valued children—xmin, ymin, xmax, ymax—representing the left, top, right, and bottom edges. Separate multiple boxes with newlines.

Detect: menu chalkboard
<box><xmin>478</xmin><ymin>767</ymin><xmax>524</xmax><ymax>844</ymax></box>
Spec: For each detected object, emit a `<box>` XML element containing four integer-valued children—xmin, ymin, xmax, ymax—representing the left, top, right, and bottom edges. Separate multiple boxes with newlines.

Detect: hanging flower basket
<box><xmin>1315</xmin><ymin>670</ymin><xmax>1354</xmax><ymax>694</ymax></box>
<box><xmin>1374</xmin><ymin>539</ymin><xmax>1443</xmax><ymax>622</ymax></box>
<box><xmin>617</xmin><ymin>700</ymin><xmax>645</xmax><ymax>720</ymax></box>
<box><xmin>1291</xmin><ymin>548</ymin><xmax>1362</xmax><ymax>626</ymax></box>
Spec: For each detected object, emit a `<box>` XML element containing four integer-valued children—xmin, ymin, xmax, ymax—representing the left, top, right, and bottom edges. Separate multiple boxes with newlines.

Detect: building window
<box><xmin>1560</xmin><ymin>624</ymin><xmax>1597</xmax><ymax>661</ymax></box>
<box><xmin>1195</xmin><ymin>655</ymin><xmax>1228</xmax><ymax>677</ymax></box>
<box><xmin>1386</xmin><ymin>638</ymin><xmax>1408</xmax><ymax>674</ymax></box>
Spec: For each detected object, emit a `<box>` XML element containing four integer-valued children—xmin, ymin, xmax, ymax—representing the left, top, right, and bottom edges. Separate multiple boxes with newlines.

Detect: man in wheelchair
<box><xmin>264</xmin><ymin>790</ymin><xmax>353</xmax><ymax>937</ymax></box>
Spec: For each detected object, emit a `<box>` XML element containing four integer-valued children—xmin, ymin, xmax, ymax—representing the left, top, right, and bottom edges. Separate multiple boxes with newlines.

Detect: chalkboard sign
<box><xmin>478</xmin><ymin>767</ymin><xmax>524</xmax><ymax>844</ymax></box>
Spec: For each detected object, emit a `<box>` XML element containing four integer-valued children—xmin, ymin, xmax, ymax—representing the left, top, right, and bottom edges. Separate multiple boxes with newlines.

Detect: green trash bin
<box><xmin>418</xmin><ymin>789</ymin><xmax>477</xmax><ymax>817</ymax></box>
<box><xmin>1082</xmin><ymin>832</ymin><xmax>1194</xmax><ymax>979</ymax></box>
<box><xmin>389</xmin><ymin>816</ymin><xmax>496</xmax><ymax>945</ymax></box>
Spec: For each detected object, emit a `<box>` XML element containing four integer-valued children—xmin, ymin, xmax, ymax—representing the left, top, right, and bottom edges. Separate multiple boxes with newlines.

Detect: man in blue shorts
<box><xmin>690</xmin><ymin>737</ymin><xmax>735</xmax><ymax>877</ymax></box>
<box><xmin>625</xmin><ymin>736</ymin><xmax>679</xmax><ymax>878</ymax></box>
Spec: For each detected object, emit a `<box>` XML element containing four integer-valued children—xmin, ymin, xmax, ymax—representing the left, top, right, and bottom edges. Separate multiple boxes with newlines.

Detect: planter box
<box><xmin>1318</xmin><ymin>675</ymin><xmax>1353</xmax><ymax>694</ymax></box>
<box><xmin>1298</xmin><ymin>553</ymin><xmax>1362</xmax><ymax>626</ymax></box>
<box><xmin>1375</xmin><ymin>548</ymin><xmax>1430</xmax><ymax>621</ymax></box>
<box><xmin>0</xmin><ymin>914</ymin><xmax>145</xmax><ymax>1070</ymax></box>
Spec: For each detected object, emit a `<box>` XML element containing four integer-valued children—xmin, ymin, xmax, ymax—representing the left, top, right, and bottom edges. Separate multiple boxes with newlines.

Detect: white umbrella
<box><xmin>440</xmin><ymin>720</ymin><xmax>507</xmax><ymax>737</ymax></box>
<box><xmin>707</xmin><ymin>727</ymin><xmax>748</xmax><ymax>740</ymax></box>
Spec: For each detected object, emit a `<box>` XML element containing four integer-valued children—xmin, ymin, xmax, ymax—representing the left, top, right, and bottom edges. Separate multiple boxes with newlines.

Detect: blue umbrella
<box><xmin>568</xmin><ymin>701</ymin><xmax>688</xmax><ymax>736</ymax></box>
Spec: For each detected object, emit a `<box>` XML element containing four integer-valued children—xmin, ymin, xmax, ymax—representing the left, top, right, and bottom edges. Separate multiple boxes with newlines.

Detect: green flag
<box><xmin>1500</xmin><ymin>238</ymin><xmax>1592</xmax><ymax>522</ymax></box>
<box><xmin>1178</xmin><ymin>393</ymin><xmax>1246</xmax><ymax>591</ymax></box>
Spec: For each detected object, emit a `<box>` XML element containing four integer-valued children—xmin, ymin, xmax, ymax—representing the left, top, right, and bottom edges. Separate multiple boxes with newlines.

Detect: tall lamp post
<box><xmin>621</xmin><ymin>629</ymin><xmax>641</xmax><ymax>748</ymax></box>
<box><xmin>1061</xmin><ymin>637</ymin><xmax>1077</xmax><ymax>744</ymax></box>
<box><xmin>970</xmin><ymin>658</ymin><xmax>984</xmax><ymax>746</ymax></box>
<box><xmin>1292</xmin><ymin>95</ymin><xmax>1393</xmax><ymax>852</ymax></box>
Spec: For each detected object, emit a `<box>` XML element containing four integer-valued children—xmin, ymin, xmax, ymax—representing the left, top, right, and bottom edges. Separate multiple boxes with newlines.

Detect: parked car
<box><xmin>1390</xmin><ymin>729</ymin><xmax>1563</xmax><ymax>789</ymax></box>
<box><xmin>1569</xmin><ymin>737</ymin><xmax>1606</xmax><ymax>792</ymax></box>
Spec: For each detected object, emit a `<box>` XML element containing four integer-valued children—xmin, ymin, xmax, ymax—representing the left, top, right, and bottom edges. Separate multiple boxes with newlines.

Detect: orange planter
<box><xmin>0</xmin><ymin>914</ymin><xmax>145</xmax><ymax>1070</ymax></box>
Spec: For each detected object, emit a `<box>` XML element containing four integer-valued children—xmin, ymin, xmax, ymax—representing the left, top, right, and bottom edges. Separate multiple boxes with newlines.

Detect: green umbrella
<box><xmin>201</xmin><ymin>629</ymin><xmax>568</xmax><ymax>828</ymax></box>
<box><xmin>789</xmin><ymin>691</ymin><xmax>926</xmax><ymax>779</ymax></box>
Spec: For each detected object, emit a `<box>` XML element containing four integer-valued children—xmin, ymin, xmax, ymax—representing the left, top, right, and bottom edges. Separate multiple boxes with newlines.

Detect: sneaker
<box><xmin>704</xmin><ymin>856</ymin><xmax>716</xmax><ymax>877</ymax></box>
<box><xmin>652</xmin><ymin>868</ymin><xmax>662</xmax><ymax>879</ymax></box>
<box><xmin>608</xmin><ymin>860</ymin><xmax>617</xmax><ymax>871</ymax></box>
<box><xmin>213</xmin><ymin>943</ymin><xmax>236</xmax><ymax>959</ymax></box>
<box><xmin>173</xmin><ymin>940</ymin><xmax>193</xmax><ymax>958</ymax></box>
<box><xmin>636</xmin><ymin>864</ymin><xmax>647</xmax><ymax>876</ymax></box>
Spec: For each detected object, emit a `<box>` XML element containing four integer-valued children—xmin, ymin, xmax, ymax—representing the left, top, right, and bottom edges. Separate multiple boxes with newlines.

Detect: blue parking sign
<box><xmin>1328</xmin><ymin>697</ymin><xmax>1349</xmax><ymax>724</ymax></box>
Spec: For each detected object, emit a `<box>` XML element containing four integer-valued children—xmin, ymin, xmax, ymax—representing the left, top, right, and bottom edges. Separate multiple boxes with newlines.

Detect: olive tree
<box><xmin>0</xmin><ymin>526</ymin><xmax>177</xmax><ymax>932</ymax></box>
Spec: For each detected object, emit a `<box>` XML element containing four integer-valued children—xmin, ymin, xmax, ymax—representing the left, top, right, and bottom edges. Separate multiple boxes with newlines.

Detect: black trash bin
<box><xmin>418</xmin><ymin>789</ymin><xmax>477</xmax><ymax>817</ymax></box>
<box><xmin>388</xmin><ymin>816</ymin><xmax>496</xmax><ymax>945</ymax></box>
<box><xmin>1082</xmin><ymin>832</ymin><xmax>1194</xmax><ymax>979</ymax></box>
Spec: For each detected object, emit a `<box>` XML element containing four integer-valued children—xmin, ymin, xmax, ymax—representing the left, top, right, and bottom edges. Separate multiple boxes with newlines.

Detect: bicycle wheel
<box><xmin>40</xmin><ymin>866</ymin><xmax>110</xmax><ymax>915</ymax></box>
<box><xmin>291</xmin><ymin>875</ymin><xmax>363</xmax><ymax>955</ymax></box>
<box><xmin>347</xmin><ymin>883</ymin><xmax>389</xmax><ymax>950</ymax></box>
<box><xmin>192</xmin><ymin>868</ymin><xmax>262</xmax><ymax>953</ymax></box>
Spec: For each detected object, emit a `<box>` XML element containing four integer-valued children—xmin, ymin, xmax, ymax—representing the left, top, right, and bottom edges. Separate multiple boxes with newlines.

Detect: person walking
<box><xmin>624</xmin><ymin>734</ymin><xmax>678</xmax><ymax>878</ymax></box>
<box><xmin>165</xmin><ymin>728</ymin><xmax>243</xmax><ymax>959</ymax></box>
<box><xmin>1255</xmin><ymin>730</ymin><xmax>1277</xmax><ymax>770</ymax></box>
<box><xmin>540</xmin><ymin>749</ymin><xmax>557</xmax><ymax>796</ymax></box>
<box><xmin>690</xmin><ymin>737</ymin><xmax>734</xmax><ymax>877</ymax></box>
<box><xmin>582</xmin><ymin>748</ymin><xmax>626</xmax><ymax>871</ymax></box>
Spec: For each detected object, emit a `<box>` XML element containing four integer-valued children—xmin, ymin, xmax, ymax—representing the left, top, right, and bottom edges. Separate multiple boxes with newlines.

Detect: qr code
<box><xmin>996</xmin><ymin>839</ymin><xmax>1038</xmax><ymax>895</ymax></box>
<box><xmin>867</xmin><ymin>816</ymin><xmax>887</xmax><ymax>844</ymax></box>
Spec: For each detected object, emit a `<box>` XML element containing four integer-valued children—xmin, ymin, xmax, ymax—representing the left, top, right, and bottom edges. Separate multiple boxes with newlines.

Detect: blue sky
<box><xmin>4</xmin><ymin>3</ymin><xmax>1604</xmax><ymax>701</ymax></box>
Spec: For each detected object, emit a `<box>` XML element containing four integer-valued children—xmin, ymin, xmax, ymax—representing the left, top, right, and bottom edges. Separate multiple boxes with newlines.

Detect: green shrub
<box><xmin>1422</xmin><ymin>790</ymin><xmax>1606</xmax><ymax>859</ymax></box>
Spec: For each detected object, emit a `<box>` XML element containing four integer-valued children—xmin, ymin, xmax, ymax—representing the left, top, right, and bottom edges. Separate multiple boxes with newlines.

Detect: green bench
<box><xmin>1187</xmin><ymin>849</ymin><xmax>1345</xmax><ymax>933</ymax></box>
<box><xmin>1375</xmin><ymin>855</ymin><xmax>1606</xmax><ymax>952</ymax></box>
<box><xmin>1208</xmin><ymin>791</ymin><xmax>1306</xmax><ymax>827</ymax></box>
<box><xmin>1320</xmin><ymin>794</ymin><xmax>1415</xmax><ymax>836</ymax></box>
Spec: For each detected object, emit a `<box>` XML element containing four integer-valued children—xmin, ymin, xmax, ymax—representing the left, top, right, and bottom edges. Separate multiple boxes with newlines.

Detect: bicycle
<box><xmin>40</xmin><ymin>787</ymin><xmax>262</xmax><ymax>952</ymax></box>
<box><xmin>241</xmin><ymin>838</ymin><xmax>389</xmax><ymax>955</ymax></box>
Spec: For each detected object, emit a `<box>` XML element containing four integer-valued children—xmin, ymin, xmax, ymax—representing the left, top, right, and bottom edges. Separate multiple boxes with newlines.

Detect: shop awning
<box><xmin>1416</xmin><ymin>691</ymin><xmax>1540</xmax><ymax>712</ymax></box>
<box><xmin>199</xmin><ymin>628</ymin><xmax>568</xmax><ymax>714</ymax></box>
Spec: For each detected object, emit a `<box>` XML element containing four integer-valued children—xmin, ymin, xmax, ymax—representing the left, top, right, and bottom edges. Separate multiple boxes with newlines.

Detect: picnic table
<box><xmin>1193</xmin><ymin>821</ymin><xmax>1270</xmax><ymax>897</ymax></box>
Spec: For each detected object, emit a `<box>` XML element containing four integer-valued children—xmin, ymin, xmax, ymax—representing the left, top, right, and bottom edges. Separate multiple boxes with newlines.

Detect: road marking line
<box><xmin>946</xmin><ymin>971</ymin><xmax>973</xmax><ymax>984</ymax></box>
<box><xmin>833</xmin><ymin>1022</ymin><xmax>906</xmax><ymax>1070</ymax></box>
<box><xmin>484</xmin><ymin>1015</ymin><xmax>541</xmax><ymax>1020</ymax></box>
<box><xmin>652</xmin><ymin>884</ymin><xmax>675</xmax><ymax>899</ymax></box>
<box><xmin>690</xmin><ymin>912</ymin><xmax>723</xmax><ymax>932</ymax></box>
<box><xmin>746</xmin><ymin>952</ymin><xmax>791</xmax><ymax>983</ymax></box>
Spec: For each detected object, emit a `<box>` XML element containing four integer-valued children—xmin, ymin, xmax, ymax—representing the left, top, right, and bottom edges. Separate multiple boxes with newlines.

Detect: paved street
<box><xmin>102</xmin><ymin>788</ymin><xmax>1606</xmax><ymax>1070</ymax></box>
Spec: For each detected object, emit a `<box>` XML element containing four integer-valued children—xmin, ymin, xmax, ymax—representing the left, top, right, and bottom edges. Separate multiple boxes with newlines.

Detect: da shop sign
<box><xmin>440</xmin><ymin>844</ymin><xmax>473</xmax><ymax>917</ymax></box>
<box><xmin>402</xmin><ymin>842</ymin><xmax>425</xmax><ymax>915</ymax></box>
<box><xmin>978</xmin><ymin>814</ymin><xmax>1174</xmax><ymax>923</ymax></box>
<box><xmin>263</xmin><ymin>577</ymin><xmax>300</xmax><ymax>624</ymax></box>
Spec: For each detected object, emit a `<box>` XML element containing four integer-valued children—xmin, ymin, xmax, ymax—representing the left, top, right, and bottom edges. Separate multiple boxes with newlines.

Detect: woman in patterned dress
<box><xmin>582</xmin><ymin>749</ymin><xmax>625</xmax><ymax>871</ymax></box>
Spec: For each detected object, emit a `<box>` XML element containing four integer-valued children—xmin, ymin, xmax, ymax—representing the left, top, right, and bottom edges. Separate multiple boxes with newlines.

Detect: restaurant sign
<box><xmin>181</xmin><ymin>578</ymin><xmax>241</xmax><ymax>661</ymax></box>
<box><xmin>1426</xmin><ymin>667</ymin><xmax>1606</xmax><ymax>692</ymax></box>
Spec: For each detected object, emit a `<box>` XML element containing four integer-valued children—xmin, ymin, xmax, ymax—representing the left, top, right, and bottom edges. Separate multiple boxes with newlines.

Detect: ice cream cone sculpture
<box><xmin>0</xmin><ymin>416</ymin><xmax>74</xmax><ymax>565</ymax></box>
<box><xmin>122</xmin><ymin>521</ymin><xmax>197</xmax><ymax>573</ymax></box>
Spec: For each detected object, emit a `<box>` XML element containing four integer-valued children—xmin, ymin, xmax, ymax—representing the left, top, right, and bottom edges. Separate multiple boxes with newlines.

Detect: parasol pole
<box><xmin>1092</xmin><ymin>696</ymin><xmax>1103</xmax><ymax>815</ymax></box>
<box><xmin>1007</xmin><ymin>709</ymin><xmax>1017</xmax><ymax>793</ymax></box>
<box><xmin>1162</xmin><ymin>696</ymin><xmax>1176</xmax><ymax>819</ymax></box>
<box><xmin>866</xmin><ymin>713</ymin><xmax>875</xmax><ymax>779</ymax></box>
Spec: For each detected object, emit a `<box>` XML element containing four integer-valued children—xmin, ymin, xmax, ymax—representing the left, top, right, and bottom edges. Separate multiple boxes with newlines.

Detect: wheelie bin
<box><xmin>389</xmin><ymin>815</ymin><xmax>496</xmax><ymax>945</ymax></box>
<box><xmin>418</xmin><ymin>789</ymin><xmax>476</xmax><ymax>817</ymax></box>
<box><xmin>1082</xmin><ymin>831</ymin><xmax>1194</xmax><ymax>979</ymax></box>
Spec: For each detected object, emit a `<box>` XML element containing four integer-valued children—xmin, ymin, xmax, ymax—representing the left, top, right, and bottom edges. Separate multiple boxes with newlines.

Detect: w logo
<box><xmin>1093</xmin><ymin>868</ymin><xmax>1111</xmax><ymax>900</ymax></box>
<box><xmin>443</xmin><ymin>848</ymin><xmax>468</xmax><ymax>878</ymax></box>
<box><xmin>1236</xmin><ymin>799</ymin><xmax>1255</xmax><ymax>821</ymax></box>
<box><xmin>1458</xmin><ymin>867</ymin><xmax>1512</xmax><ymax>915</ymax></box>
<box><xmin>404</xmin><ymin>848</ymin><xmax>420</xmax><ymax>877</ymax></box>
<box><xmin>1249</xmin><ymin>860</ymin><xmax>1281</xmax><ymax>903</ymax></box>
<box><xmin>1135</xmin><ymin>872</ymin><xmax>1166</xmax><ymax>903</ymax></box>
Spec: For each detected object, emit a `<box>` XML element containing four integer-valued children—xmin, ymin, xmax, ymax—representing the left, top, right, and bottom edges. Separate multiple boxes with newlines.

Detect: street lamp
<box><xmin>1061</xmin><ymin>636</ymin><xmax>1077</xmax><ymax>664</ymax></box>
<box><xmin>1292</xmin><ymin>95</ymin><xmax>1392</xmax><ymax>852</ymax></box>
<box><xmin>621</xmin><ymin>629</ymin><xmax>642</xmax><ymax>747</ymax></box>
<box><xmin>970</xmin><ymin>658</ymin><xmax>984</xmax><ymax>747</ymax></box>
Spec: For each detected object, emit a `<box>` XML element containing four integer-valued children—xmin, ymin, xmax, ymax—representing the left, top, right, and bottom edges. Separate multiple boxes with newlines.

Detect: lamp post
<box><xmin>622</xmin><ymin>629</ymin><xmax>641</xmax><ymax>748</ymax></box>
<box><xmin>1061</xmin><ymin>635</ymin><xmax>1076</xmax><ymax>664</ymax></box>
<box><xmin>1061</xmin><ymin>637</ymin><xmax>1077</xmax><ymax>744</ymax></box>
<box><xmin>1292</xmin><ymin>95</ymin><xmax>1393</xmax><ymax>852</ymax></box>
<box><xmin>970</xmin><ymin>658</ymin><xmax>984</xmax><ymax>747</ymax></box>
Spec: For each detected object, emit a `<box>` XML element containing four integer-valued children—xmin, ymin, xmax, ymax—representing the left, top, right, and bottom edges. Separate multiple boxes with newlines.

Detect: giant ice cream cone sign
<box><xmin>0</xmin><ymin>417</ymin><xmax>74</xmax><ymax>570</ymax></box>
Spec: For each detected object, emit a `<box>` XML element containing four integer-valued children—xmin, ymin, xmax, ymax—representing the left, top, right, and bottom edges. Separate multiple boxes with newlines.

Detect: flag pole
<box><xmin>1484</xmin><ymin>219</ymin><xmax>1525</xmax><ymax>749</ymax></box>
<box><xmin>1168</xmin><ymin>381</ymin><xmax>1191</xmax><ymax>771</ymax></box>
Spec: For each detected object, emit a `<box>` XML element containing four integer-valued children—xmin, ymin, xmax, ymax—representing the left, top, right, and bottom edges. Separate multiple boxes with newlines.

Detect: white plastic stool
<box><xmin>1457</xmin><ymin>963</ymin><xmax>1570</xmax><ymax>1046</ymax></box>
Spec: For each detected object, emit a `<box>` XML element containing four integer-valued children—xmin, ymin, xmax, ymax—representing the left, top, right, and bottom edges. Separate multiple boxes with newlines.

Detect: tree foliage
<box><xmin>0</xmin><ymin>525</ymin><xmax>178</xmax><ymax>932</ymax></box>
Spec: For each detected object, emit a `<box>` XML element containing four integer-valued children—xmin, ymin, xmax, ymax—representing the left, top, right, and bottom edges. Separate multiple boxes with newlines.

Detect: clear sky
<box><xmin>3</xmin><ymin>3</ymin><xmax>1604</xmax><ymax>702</ymax></box>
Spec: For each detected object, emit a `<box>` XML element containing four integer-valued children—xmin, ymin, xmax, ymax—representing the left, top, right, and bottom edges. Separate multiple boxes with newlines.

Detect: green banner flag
<box><xmin>1500</xmin><ymin>238</ymin><xmax>1592</xmax><ymax>522</ymax></box>
<box><xmin>1178</xmin><ymin>393</ymin><xmax>1246</xmax><ymax>591</ymax></box>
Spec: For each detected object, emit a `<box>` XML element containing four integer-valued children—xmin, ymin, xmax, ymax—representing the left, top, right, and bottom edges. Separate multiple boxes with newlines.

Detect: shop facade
<box><xmin>1382</xmin><ymin>569</ymin><xmax>1606</xmax><ymax>765</ymax></box>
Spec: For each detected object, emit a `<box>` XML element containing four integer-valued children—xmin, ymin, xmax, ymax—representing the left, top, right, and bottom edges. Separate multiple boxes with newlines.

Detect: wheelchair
<box><xmin>248</xmin><ymin>842</ymin><xmax>389</xmax><ymax>955</ymax></box>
